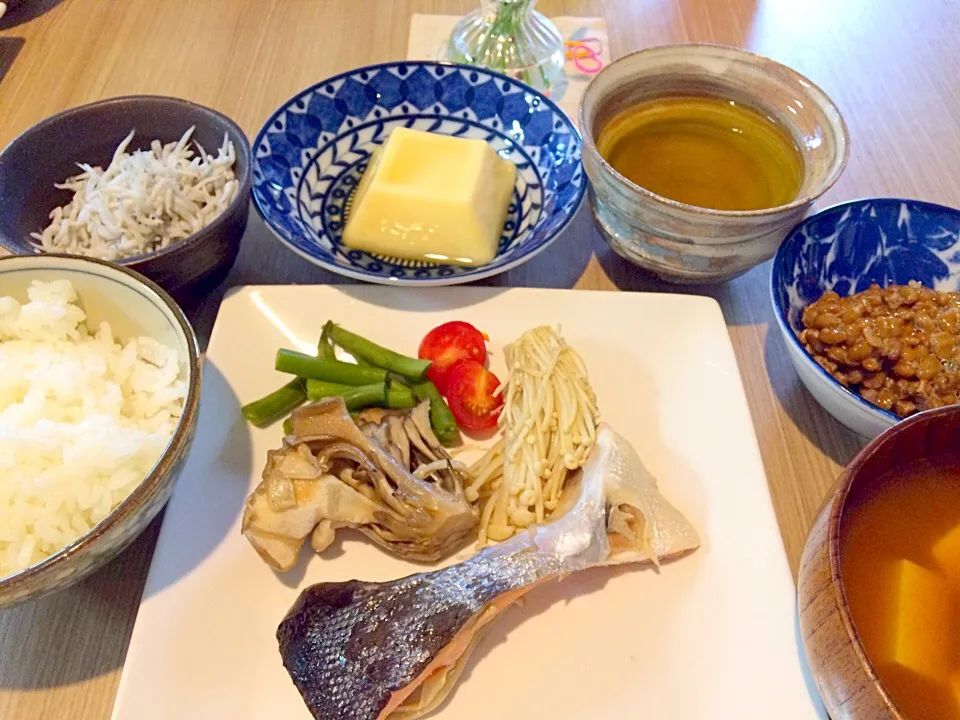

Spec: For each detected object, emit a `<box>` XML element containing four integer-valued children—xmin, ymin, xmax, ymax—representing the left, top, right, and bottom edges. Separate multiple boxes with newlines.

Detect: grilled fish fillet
<box><xmin>277</xmin><ymin>424</ymin><xmax>699</xmax><ymax>720</ymax></box>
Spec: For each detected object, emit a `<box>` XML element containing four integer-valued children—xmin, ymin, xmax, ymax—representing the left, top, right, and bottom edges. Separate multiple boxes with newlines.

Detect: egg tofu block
<box><xmin>873</xmin><ymin>558</ymin><xmax>955</xmax><ymax>685</ymax></box>
<box><xmin>933</xmin><ymin>524</ymin><xmax>960</xmax><ymax>591</ymax></box>
<box><xmin>343</xmin><ymin>127</ymin><xmax>516</xmax><ymax>266</ymax></box>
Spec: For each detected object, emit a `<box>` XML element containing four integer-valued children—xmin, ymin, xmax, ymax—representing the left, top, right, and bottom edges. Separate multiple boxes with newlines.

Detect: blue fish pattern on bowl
<box><xmin>252</xmin><ymin>62</ymin><xmax>585</xmax><ymax>285</ymax></box>
<box><xmin>772</xmin><ymin>198</ymin><xmax>960</xmax><ymax>422</ymax></box>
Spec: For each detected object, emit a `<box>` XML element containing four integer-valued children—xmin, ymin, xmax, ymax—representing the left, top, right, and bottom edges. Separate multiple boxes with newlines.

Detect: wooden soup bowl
<box><xmin>798</xmin><ymin>404</ymin><xmax>960</xmax><ymax>719</ymax></box>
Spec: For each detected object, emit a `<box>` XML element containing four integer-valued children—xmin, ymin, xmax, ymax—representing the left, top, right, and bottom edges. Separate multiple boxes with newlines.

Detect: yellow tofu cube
<box><xmin>873</xmin><ymin>559</ymin><xmax>955</xmax><ymax>685</ymax></box>
<box><xmin>933</xmin><ymin>524</ymin><xmax>960</xmax><ymax>590</ymax></box>
<box><xmin>343</xmin><ymin>127</ymin><xmax>516</xmax><ymax>266</ymax></box>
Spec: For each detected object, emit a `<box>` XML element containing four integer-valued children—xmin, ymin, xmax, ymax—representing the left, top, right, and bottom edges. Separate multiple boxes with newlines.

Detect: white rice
<box><xmin>0</xmin><ymin>280</ymin><xmax>186</xmax><ymax>578</ymax></box>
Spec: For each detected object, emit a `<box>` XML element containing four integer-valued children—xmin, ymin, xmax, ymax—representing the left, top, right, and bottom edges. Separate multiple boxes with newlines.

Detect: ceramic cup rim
<box><xmin>579</xmin><ymin>42</ymin><xmax>851</xmax><ymax>219</ymax></box>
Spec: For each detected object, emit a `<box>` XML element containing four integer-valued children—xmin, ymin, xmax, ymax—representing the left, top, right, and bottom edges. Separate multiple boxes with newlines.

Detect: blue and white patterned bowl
<box><xmin>771</xmin><ymin>198</ymin><xmax>960</xmax><ymax>438</ymax></box>
<box><xmin>251</xmin><ymin>61</ymin><xmax>585</xmax><ymax>285</ymax></box>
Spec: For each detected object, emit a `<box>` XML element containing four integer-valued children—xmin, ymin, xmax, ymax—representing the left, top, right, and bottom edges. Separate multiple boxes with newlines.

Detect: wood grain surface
<box><xmin>1</xmin><ymin>0</ymin><xmax>959</xmax><ymax>717</ymax></box>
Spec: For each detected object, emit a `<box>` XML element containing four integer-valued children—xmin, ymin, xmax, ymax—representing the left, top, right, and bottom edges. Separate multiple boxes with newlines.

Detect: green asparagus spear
<box><xmin>305</xmin><ymin>379</ymin><xmax>351</xmax><ymax>401</ymax></box>
<box><xmin>306</xmin><ymin>378</ymin><xmax>414</xmax><ymax>411</ymax></box>
<box><xmin>335</xmin><ymin>383</ymin><xmax>388</xmax><ymax>411</ymax></box>
<box><xmin>241</xmin><ymin>324</ymin><xmax>341</xmax><ymax>428</ymax></box>
<box><xmin>275</xmin><ymin>349</ymin><xmax>388</xmax><ymax>385</ymax></box>
<box><xmin>317</xmin><ymin>322</ymin><xmax>336</xmax><ymax>360</ymax></box>
<box><xmin>386</xmin><ymin>380</ymin><xmax>416</xmax><ymax>409</ymax></box>
<box><xmin>329</xmin><ymin>325</ymin><xmax>431</xmax><ymax>379</ymax></box>
<box><xmin>282</xmin><ymin>417</ymin><xmax>295</xmax><ymax>435</ymax></box>
<box><xmin>241</xmin><ymin>379</ymin><xmax>307</xmax><ymax>428</ymax></box>
<box><xmin>305</xmin><ymin>380</ymin><xmax>387</xmax><ymax>410</ymax></box>
<box><xmin>411</xmin><ymin>380</ymin><xmax>459</xmax><ymax>444</ymax></box>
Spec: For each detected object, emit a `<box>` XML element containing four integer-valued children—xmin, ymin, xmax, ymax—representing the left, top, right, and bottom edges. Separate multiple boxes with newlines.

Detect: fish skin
<box><xmin>278</xmin><ymin>552</ymin><xmax>544</xmax><ymax>720</ymax></box>
<box><xmin>277</xmin><ymin>425</ymin><xmax>698</xmax><ymax>720</ymax></box>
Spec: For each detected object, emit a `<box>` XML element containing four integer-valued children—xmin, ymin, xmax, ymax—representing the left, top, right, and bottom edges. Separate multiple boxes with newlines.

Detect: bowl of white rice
<box><xmin>0</xmin><ymin>253</ymin><xmax>201</xmax><ymax>607</ymax></box>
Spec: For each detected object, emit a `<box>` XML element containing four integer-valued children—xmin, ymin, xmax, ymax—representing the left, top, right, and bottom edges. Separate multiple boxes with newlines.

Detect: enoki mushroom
<box><xmin>467</xmin><ymin>326</ymin><xmax>599</xmax><ymax>544</ymax></box>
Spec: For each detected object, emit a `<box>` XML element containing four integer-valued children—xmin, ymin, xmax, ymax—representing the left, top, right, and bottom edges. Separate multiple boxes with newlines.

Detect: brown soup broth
<box><xmin>840</xmin><ymin>457</ymin><xmax>960</xmax><ymax>719</ymax></box>
<box><xmin>595</xmin><ymin>96</ymin><xmax>804</xmax><ymax>211</ymax></box>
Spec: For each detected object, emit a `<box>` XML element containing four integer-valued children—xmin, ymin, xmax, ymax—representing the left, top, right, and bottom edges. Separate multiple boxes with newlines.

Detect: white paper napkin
<box><xmin>407</xmin><ymin>14</ymin><xmax>609</xmax><ymax>122</ymax></box>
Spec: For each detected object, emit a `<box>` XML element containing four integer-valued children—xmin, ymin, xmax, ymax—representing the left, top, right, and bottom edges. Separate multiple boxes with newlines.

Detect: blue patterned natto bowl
<box><xmin>251</xmin><ymin>61</ymin><xmax>585</xmax><ymax>285</ymax></box>
<box><xmin>771</xmin><ymin>198</ymin><xmax>960</xmax><ymax>438</ymax></box>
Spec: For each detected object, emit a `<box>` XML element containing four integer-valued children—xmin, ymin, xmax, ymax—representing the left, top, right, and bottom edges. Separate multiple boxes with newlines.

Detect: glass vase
<box><xmin>445</xmin><ymin>0</ymin><xmax>567</xmax><ymax>96</ymax></box>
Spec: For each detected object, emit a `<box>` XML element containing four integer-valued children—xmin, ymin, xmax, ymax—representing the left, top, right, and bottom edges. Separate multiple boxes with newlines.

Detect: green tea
<box><xmin>596</xmin><ymin>96</ymin><xmax>804</xmax><ymax>211</ymax></box>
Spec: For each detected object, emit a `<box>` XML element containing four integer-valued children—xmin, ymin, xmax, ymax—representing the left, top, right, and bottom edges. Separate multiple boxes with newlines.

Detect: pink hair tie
<box><xmin>564</xmin><ymin>39</ymin><xmax>603</xmax><ymax>74</ymax></box>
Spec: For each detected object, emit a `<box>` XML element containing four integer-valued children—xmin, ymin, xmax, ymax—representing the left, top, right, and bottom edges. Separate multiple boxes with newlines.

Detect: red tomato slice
<box><xmin>446</xmin><ymin>360</ymin><xmax>503</xmax><ymax>431</ymax></box>
<box><xmin>418</xmin><ymin>321</ymin><xmax>487</xmax><ymax>394</ymax></box>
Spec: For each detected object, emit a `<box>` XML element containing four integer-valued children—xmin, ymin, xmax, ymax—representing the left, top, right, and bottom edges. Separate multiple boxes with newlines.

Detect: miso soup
<box><xmin>841</xmin><ymin>457</ymin><xmax>960</xmax><ymax>719</ymax></box>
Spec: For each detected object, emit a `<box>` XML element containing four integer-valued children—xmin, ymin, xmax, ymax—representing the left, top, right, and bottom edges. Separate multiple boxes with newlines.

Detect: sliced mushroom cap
<box><xmin>242</xmin><ymin>398</ymin><xmax>478</xmax><ymax>569</ymax></box>
<box><xmin>387</xmin><ymin>415</ymin><xmax>411</xmax><ymax>469</ymax></box>
<box><xmin>356</xmin><ymin>400</ymin><xmax>468</xmax><ymax>500</ymax></box>
<box><xmin>242</xmin><ymin>472</ymin><xmax>384</xmax><ymax>571</ymax></box>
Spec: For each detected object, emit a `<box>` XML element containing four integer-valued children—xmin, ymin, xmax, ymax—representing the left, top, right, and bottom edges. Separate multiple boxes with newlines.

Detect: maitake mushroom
<box><xmin>242</xmin><ymin>398</ymin><xmax>477</xmax><ymax>571</ymax></box>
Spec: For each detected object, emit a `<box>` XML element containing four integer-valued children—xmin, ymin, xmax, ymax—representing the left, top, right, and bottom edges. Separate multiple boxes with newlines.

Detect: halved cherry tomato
<box><xmin>445</xmin><ymin>360</ymin><xmax>503</xmax><ymax>431</ymax></box>
<box><xmin>418</xmin><ymin>321</ymin><xmax>487</xmax><ymax>394</ymax></box>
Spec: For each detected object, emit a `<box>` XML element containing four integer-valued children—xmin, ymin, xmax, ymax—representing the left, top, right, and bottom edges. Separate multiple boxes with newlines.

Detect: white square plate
<box><xmin>111</xmin><ymin>286</ymin><xmax>824</xmax><ymax>719</ymax></box>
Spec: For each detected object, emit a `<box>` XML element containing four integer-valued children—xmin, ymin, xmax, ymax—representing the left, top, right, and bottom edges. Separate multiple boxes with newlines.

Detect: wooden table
<box><xmin>1</xmin><ymin>0</ymin><xmax>959</xmax><ymax>717</ymax></box>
